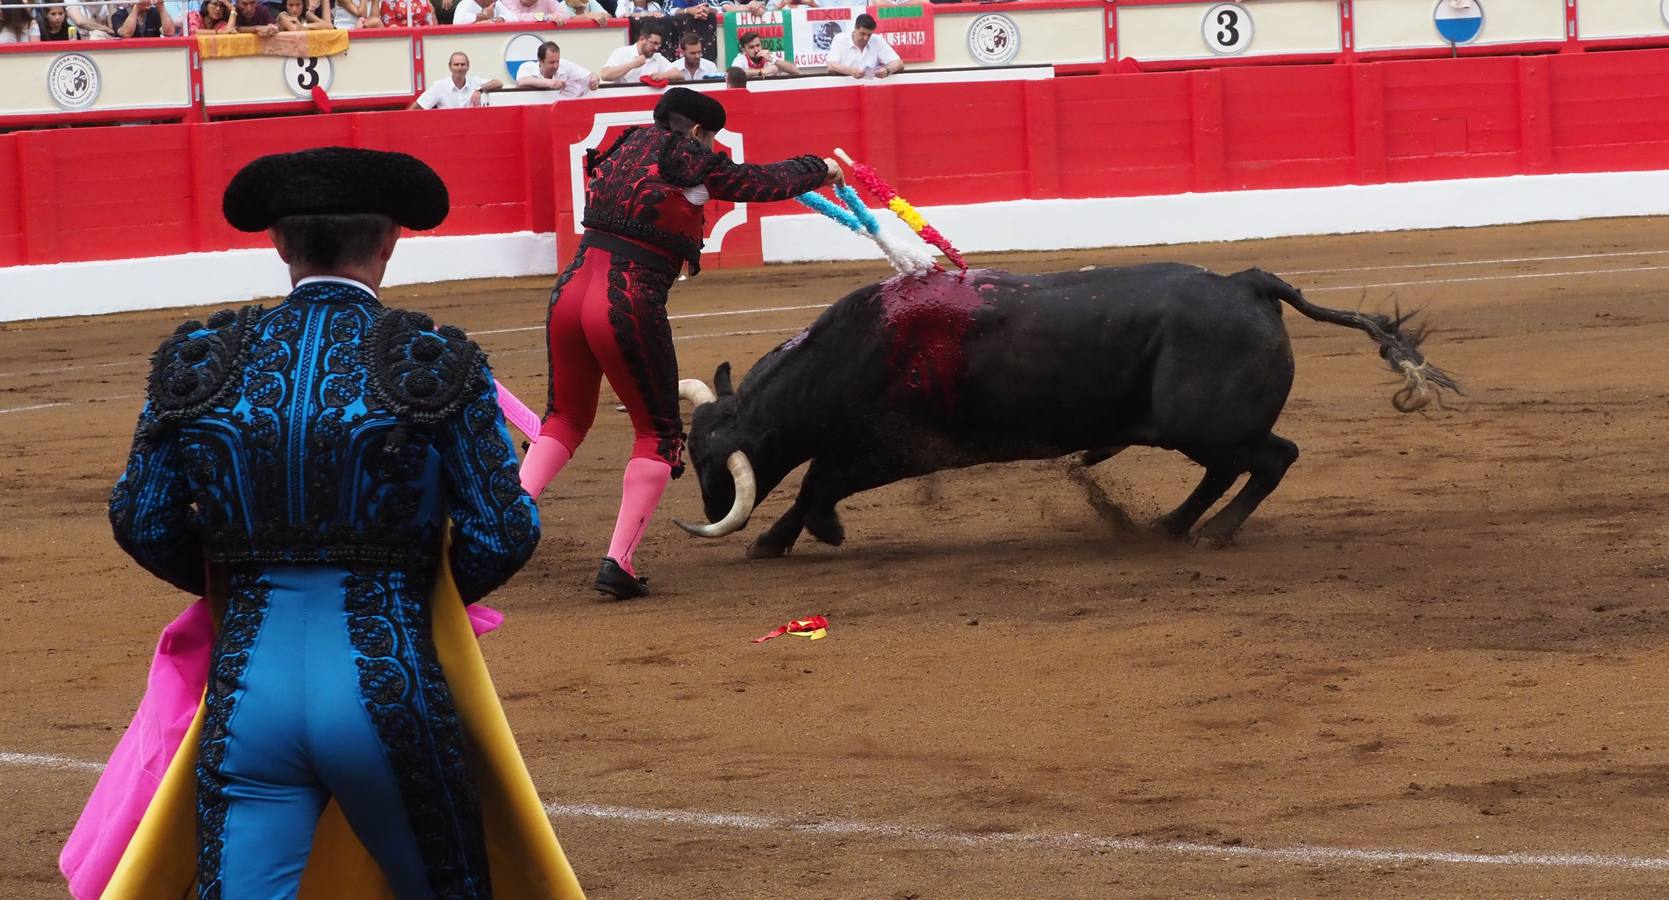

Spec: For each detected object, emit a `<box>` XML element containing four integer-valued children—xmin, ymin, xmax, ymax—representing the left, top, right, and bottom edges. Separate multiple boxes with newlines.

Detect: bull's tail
<box><xmin>1236</xmin><ymin>267</ymin><xmax>1464</xmax><ymax>413</ymax></box>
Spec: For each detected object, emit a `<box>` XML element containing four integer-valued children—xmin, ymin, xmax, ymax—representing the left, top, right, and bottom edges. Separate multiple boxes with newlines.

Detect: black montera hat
<box><xmin>222</xmin><ymin>146</ymin><xmax>449</xmax><ymax>233</ymax></box>
<box><xmin>654</xmin><ymin>87</ymin><xmax>726</xmax><ymax>133</ymax></box>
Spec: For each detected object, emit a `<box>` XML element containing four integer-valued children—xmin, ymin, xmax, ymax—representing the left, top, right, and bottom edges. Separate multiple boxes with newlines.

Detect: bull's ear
<box><xmin>714</xmin><ymin>362</ymin><xmax>734</xmax><ymax>397</ymax></box>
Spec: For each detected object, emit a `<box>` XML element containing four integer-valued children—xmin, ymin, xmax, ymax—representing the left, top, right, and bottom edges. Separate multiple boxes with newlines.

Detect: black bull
<box><xmin>675</xmin><ymin>263</ymin><xmax>1462</xmax><ymax>558</ymax></box>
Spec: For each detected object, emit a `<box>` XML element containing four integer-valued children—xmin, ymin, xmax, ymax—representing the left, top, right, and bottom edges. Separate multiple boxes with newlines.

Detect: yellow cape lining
<box><xmin>101</xmin><ymin>548</ymin><xmax>587</xmax><ymax>899</ymax></box>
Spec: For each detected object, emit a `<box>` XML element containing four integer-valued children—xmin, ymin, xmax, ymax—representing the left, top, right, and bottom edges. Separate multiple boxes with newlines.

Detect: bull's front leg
<box><xmin>746</xmin><ymin>501</ymin><xmax>808</xmax><ymax>559</ymax></box>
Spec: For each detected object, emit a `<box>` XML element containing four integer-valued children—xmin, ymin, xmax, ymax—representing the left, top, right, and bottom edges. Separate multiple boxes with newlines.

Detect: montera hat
<box><xmin>653</xmin><ymin>87</ymin><xmax>726</xmax><ymax>133</ymax></box>
<box><xmin>222</xmin><ymin>146</ymin><xmax>450</xmax><ymax>233</ymax></box>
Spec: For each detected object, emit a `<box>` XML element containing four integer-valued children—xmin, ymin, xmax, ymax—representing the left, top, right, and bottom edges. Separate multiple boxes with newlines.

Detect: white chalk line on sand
<box><xmin>5</xmin><ymin>255</ymin><xmax>1669</xmax><ymax>389</ymax></box>
<box><xmin>5</xmin><ymin>750</ymin><xmax>1668</xmax><ymax>874</ymax></box>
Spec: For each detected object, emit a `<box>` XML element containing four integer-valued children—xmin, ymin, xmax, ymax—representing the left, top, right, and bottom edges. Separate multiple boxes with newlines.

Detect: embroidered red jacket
<box><xmin>581</xmin><ymin>124</ymin><xmax>828</xmax><ymax>274</ymax></box>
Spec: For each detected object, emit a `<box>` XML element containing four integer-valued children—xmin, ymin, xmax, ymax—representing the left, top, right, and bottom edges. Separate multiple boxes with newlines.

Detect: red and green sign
<box><xmin>723</xmin><ymin>5</ymin><xmax>935</xmax><ymax>69</ymax></box>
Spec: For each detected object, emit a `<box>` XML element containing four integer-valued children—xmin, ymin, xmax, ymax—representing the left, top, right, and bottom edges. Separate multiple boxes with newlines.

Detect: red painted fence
<box><xmin>8</xmin><ymin>47</ymin><xmax>1669</xmax><ymax>270</ymax></box>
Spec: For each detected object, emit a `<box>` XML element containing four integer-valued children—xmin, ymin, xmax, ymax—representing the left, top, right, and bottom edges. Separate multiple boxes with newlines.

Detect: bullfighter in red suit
<box><xmin>520</xmin><ymin>87</ymin><xmax>842</xmax><ymax>599</ymax></box>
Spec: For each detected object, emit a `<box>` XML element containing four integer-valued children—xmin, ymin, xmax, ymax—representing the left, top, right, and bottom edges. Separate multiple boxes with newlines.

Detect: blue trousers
<box><xmin>195</xmin><ymin>565</ymin><xmax>487</xmax><ymax>900</ymax></box>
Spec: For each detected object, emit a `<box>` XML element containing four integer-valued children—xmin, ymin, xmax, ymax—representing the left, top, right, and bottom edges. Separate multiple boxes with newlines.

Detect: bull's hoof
<box><xmin>1149</xmin><ymin>517</ymin><xmax>1193</xmax><ymax>542</ymax></box>
<box><xmin>805</xmin><ymin>511</ymin><xmax>845</xmax><ymax>546</ymax></box>
<box><xmin>1194</xmin><ymin>526</ymin><xmax>1239</xmax><ymax>549</ymax></box>
<box><xmin>746</xmin><ymin>537</ymin><xmax>790</xmax><ymax>560</ymax></box>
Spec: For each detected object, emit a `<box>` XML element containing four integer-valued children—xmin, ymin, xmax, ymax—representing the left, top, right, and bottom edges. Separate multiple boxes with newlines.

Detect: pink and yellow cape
<box><xmin>60</xmin><ymin>546</ymin><xmax>587</xmax><ymax>900</ymax></box>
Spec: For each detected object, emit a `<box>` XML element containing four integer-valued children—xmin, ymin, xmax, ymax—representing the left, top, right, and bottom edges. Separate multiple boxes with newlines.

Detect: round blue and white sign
<box><xmin>503</xmin><ymin>33</ymin><xmax>546</xmax><ymax>84</ymax></box>
<box><xmin>1433</xmin><ymin>0</ymin><xmax>1483</xmax><ymax>45</ymax></box>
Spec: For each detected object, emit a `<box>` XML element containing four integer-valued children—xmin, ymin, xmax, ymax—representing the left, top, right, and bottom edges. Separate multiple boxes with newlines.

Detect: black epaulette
<box><xmin>146</xmin><ymin>305</ymin><xmax>261</xmax><ymax>430</ymax></box>
<box><xmin>364</xmin><ymin>308</ymin><xmax>488</xmax><ymax>425</ymax></box>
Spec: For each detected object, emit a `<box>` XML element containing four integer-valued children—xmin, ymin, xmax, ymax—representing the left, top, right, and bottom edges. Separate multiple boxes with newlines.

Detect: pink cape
<box><xmin>58</xmin><ymin>598</ymin><xmax>505</xmax><ymax>900</ymax></box>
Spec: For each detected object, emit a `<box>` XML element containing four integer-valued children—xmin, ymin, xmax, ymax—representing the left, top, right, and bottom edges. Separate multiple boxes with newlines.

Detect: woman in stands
<box><xmin>0</xmin><ymin>0</ymin><xmax>40</xmax><ymax>42</ymax></box>
<box><xmin>37</xmin><ymin>4</ymin><xmax>71</xmax><ymax>38</ymax></box>
<box><xmin>191</xmin><ymin>0</ymin><xmax>233</xmax><ymax>31</ymax></box>
<box><xmin>277</xmin><ymin>0</ymin><xmax>331</xmax><ymax>29</ymax></box>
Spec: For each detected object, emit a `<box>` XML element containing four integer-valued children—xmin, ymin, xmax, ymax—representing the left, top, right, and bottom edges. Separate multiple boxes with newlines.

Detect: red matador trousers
<box><xmin>541</xmin><ymin>240</ymin><xmax>685</xmax><ymax>472</ymax></box>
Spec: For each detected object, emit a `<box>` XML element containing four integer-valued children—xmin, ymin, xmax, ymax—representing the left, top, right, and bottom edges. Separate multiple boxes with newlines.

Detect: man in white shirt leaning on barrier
<box><xmin>824</xmin><ymin>13</ymin><xmax>902</xmax><ymax>79</ymax></box>
<box><xmin>600</xmin><ymin>19</ymin><xmax>677</xmax><ymax>82</ymax></box>
<box><xmin>516</xmin><ymin>41</ymin><xmax>602</xmax><ymax>98</ymax></box>
<box><xmin>410</xmin><ymin>51</ymin><xmax>504</xmax><ymax>109</ymax></box>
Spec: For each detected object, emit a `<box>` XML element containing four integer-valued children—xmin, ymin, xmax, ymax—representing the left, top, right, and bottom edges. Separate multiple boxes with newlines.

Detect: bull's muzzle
<box><xmin>675</xmin><ymin>379</ymin><xmax>757</xmax><ymax>539</ymax></box>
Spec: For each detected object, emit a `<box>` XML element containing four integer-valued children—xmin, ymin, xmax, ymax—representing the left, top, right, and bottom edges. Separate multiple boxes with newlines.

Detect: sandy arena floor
<box><xmin>2</xmin><ymin>219</ymin><xmax>1668</xmax><ymax>899</ymax></box>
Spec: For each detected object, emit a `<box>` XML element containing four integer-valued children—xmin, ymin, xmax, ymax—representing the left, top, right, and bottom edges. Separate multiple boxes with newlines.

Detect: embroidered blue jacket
<box><xmin>109</xmin><ymin>281</ymin><xmax>539</xmax><ymax>603</ymax></box>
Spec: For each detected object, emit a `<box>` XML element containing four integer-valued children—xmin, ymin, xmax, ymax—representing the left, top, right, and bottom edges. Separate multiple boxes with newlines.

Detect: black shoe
<box><xmin>593</xmin><ymin>557</ymin><xmax>649</xmax><ymax>600</ymax></box>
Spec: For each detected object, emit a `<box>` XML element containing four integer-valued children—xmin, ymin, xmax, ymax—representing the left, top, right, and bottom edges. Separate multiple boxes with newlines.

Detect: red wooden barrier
<box><xmin>8</xmin><ymin>48</ymin><xmax>1669</xmax><ymax>272</ymax></box>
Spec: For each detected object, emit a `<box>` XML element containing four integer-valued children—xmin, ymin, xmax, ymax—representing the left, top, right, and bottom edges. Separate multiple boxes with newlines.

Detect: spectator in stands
<box><xmin>277</xmin><ymin>0</ymin><xmax>329</xmax><ymax>28</ymax></box>
<box><xmin>673</xmin><ymin>31</ymin><xmax>717</xmax><ymax>80</ymax></box>
<box><xmin>515</xmin><ymin>40</ymin><xmax>600</xmax><ymax>97</ymax></box>
<box><xmin>411</xmin><ymin>50</ymin><xmax>502</xmax><ymax>108</ymax></box>
<box><xmin>70</xmin><ymin>1</ymin><xmax>119</xmax><ymax>38</ymax></box>
<box><xmin>732</xmin><ymin>30</ymin><xmax>798</xmax><ymax>76</ymax></box>
<box><xmin>496</xmin><ymin>0</ymin><xmax>561</xmax><ymax>21</ymax></box>
<box><xmin>767</xmin><ymin>0</ymin><xmax>813</xmax><ymax>8</ymax></box>
<box><xmin>37</xmin><ymin>3</ymin><xmax>73</xmax><ymax>37</ymax></box>
<box><xmin>188</xmin><ymin>0</ymin><xmax>233</xmax><ymax>30</ymax></box>
<box><xmin>559</xmin><ymin>0</ymin><xmax>609</xmax><ymax>23</ymax></box>
<box><xmin>724</xmin><ymin>65</ymin><xmax>745</xmax><ymax>87</ymax></box>
<box><xmin>380</xmin><ymin>0</ymin><xmax>433</xmax><ymax>25</ymax></box>
<box><xmin>600</xmin><ymin>19</ymin><xmax>676</xmax><ymax>82</ymax></box>
<box><xmin>330</xmin><ymin>0</ymin><xmax>384</xmax><ymax>26</ymax></box>
<box><xmin>667</xmin><ymin>0</ymin><xmax>762</xmax><ymax>13</ymax></box>
<box><xmin>0</xmin><ymin>0</ymin><xmax>39</xmax><ymax>41</ymax></box>
<box><xmin>114</xmin><ymin>0</ymin><xmax>177</xmax><ymax>35</ymax></box>
<box><xmin>232</xmin><ymin>0</ymin><xmax>276</xmax><ymax>33</ymax></box>
<box><xmin>621</xmin><ymin>0</ymin><xmax>661</xmax><ymax>15</ymax></box>
<box><xmin>449</xmin><ymin>0</ymin><xmax>493</xmax><ymax>20</ymax></box>
<box><xmin>825</xmin><ymin>13</ymin><xmax>901</xmax><ymax>78</ymax></box>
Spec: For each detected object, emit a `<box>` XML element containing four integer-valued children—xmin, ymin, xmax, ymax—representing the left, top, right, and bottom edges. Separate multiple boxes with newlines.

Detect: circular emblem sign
<box><xmin>282</xmin><ymin>56</ymin><xmax>334</xmax><ymax>98</ymax></box>
<box><xmin>1202</xmin><ymin>3</ymin><xmax>1253</xmax><ymax>55</ymax></box>
<box><xmin>504</xmin><ymin>32</ymin><xmax>546</xmax><ymax>83</ymax></box>
<box><xmin>47</xmin><ymin>53</ymin><xmax>101</xmax><ymax>111</ymax></box>
<box><xmin>1433</xmin><ymin>0</ymin><xmax>1484</xmax><ymax>44</ymax></box>
<box><xmin>968</xmin><ymin>13</ymin><xmax>1020</xmax><ymax>67</ymax></box>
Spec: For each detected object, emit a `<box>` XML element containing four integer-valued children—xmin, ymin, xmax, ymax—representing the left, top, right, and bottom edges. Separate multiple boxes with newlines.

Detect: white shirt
<box><xmin>297</xmin><ymin>275</ymin><xmax>379</xmax><ymax>298</ymax></box>
<box><xmin>514</xmin><ymin>58</ymin><xmax>595</xmax><ymax>98</ymax></box>
<box><xmin>450</xmin><ymin>0</ymin><xmax>486</xmax><ymax>19</ymax></box>
<box><xmin>826</xmin><ymin>31</ymin><xmax>900</xmax><ymax>74</ymax></box>
<box><xmin>415</xmin><ymin>75</ymin><xmax>490</xmax><ymax>110</ymax></box>
<box><xmin>675</xmin><ymin>56</ymin><xmax>719</xmax><ymax>81</ymax></box>
<box><xmin>602</xmin><ymin>42</ymin><xmax>677</xmax><ymax>82</ymax></box>
<box><xmin>0</xmin><ymin>20</ymin><xmax>39</xmax><ymax>41</ymax></box>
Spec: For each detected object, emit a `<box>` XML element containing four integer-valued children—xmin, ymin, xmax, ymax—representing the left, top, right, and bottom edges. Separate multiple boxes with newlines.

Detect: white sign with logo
<box><xmin>967</xmin><ymin>13</ymin><xmax>1020</xmax><ymax>66</ymax></box>
<box><xmin>282</xmin><ymin>56</ymin><xmax>335</xmax><ymax>98</ymax></box>
<box><xmin>47</xmin><ymin>53</ymin><xmax>102</xmax><ymax>111</ymax></box>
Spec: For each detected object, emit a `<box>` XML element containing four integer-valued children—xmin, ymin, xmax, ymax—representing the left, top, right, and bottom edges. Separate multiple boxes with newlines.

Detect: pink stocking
<box><xmin>519</xmin><ymin>436</ymin><xmax>574</xmax><ymax>497</ymax></box>
<box><xmin>607</xmin><ymin>457</ymin><xmax>672</xmax><ymax>576</ymax></box>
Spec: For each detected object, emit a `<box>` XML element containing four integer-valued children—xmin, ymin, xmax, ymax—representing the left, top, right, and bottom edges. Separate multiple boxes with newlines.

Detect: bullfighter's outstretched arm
<box><xmin>436</xmin><ymin>355</ymin><xmax>543</xmax><ymax>604</ymax></box>
<box><xmin>662</xmin><ymin>138</ymin><xmax>831</xmax><ymax>203</ymax></box>
<box><xmin>109</xmin><ymin>401</ymin><xmax>206</xmax><ymax>596</ymax></box>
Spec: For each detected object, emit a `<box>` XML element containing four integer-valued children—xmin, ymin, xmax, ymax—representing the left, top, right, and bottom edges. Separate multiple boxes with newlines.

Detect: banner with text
<box><xmin>870</xmin><ymin>3</ymin><xmax>935</xmax><ymax>63</ymax></box>
<box><xmin>725</xmin><ymin>7</ymin><xmax>858</xmax><ymax>69</ymax></box>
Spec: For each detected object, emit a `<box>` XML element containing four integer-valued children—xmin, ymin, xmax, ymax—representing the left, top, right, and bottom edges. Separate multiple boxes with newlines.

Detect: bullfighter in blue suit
<box><xmin>107</xmin><ymin>147</ymin><xmax>541</xmax><ymax>899</ymax></box>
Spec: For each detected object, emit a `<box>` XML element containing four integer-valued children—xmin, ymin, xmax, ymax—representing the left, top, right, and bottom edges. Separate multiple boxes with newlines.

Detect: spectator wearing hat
<box><xmin>515</xmin><ymin>40</ymin><xmax>601</xmax><ymax>98</ymax></box>
<box><xmin>411</xmin><ymin>51</ymin><xmax>503</xmax><ymax>108</ymax></box>
<box><xmin>825</xmin><ymin>12</ymin><xmax>902</xmax><ymax>78</ymax></box>
<box><xmin>102</xmin><ymin>145</ymin><xmax>568</xmax><ymax>898</ymax></box>
<box><xmin>519</xmin><ymin>88</ymin><xmax>843</xmax><ymax>600</ymax></box>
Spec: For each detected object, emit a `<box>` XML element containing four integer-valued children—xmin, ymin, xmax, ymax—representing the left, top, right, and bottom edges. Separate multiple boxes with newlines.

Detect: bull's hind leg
<box><xmin>1153</xmin><ymin>466</ymin><xmax>1240</xmax><ymax>539</ymax></box>
<box><xmin>1195</xmin><ymin>434</ymin><xmax>1300</xmax><ymax>546</ymax></box>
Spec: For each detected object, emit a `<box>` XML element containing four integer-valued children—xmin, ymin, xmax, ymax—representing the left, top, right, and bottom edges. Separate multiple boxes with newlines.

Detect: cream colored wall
<box><xmin>3</xmin><ymin>46</ymin><xmax>191</xmax><ymax>116</ymax></box>
<box><xmin>202</xmin><ymin>35</ymin><xmax>415</xmax><ymax>106</ymax></box>
<box><xmin>1117</xmin><ymin>0</ymin><xmax>1340</xmax><ymax>61</ymax></box>
<box><xmin>1354</xmin><ymin>0</ymin><xmax>1564</xmax><ymax>50</ymax></box>
<box><xmin>421</xmin><ymin>25</ymin><xmax>628</xmax><ymax>85</ymax></box>
<box><xmin>931</xmin><ymin>7</ymin><xmax>1107</xmax><ymax>67</ymax></box>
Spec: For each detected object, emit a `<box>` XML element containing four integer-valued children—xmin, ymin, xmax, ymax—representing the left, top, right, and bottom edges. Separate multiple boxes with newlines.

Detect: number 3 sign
<box><xmin>282</xmin><ymin>56</ymin><xmax>335</xmax><ymax>98</ymax></box>
<box><xmin>1202</xmin><ymin>2</ymin><xmax>1253</xmax><ymax>55</ymax></box>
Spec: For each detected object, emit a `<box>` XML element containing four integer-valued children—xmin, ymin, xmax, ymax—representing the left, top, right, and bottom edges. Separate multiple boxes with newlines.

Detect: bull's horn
<box><xmin>679</xmin><ymin>379</ymin><xmax>717</xmax><ymax>407</ymax></box>
<box><xmin>674</xmin><ymin>450</ymin><xmax>757</xmax><ymax>539</ymax></box>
